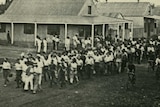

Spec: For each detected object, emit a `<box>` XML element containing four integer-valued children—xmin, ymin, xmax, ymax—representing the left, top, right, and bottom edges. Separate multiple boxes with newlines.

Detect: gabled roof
<box><xmin>5</xmin><ymin>0</ymin><xmax>86</xmax><ymax>16</ymax></box>
<box><xmin>97</xmin><ymin>2</ymin><xmax>151</xmax><ymax>17</ymax></box>
<box><xmin>102</xmin><ymin>12</ymin><xmax>124</xmax><ymax>19</ymax></box>
<box><xmin>0</xmin><ymin>0</ymin><xmax>132</xmax><ymax>24</ymax></box>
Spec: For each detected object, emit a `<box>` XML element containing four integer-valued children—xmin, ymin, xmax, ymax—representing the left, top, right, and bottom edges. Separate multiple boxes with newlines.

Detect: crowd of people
<box><xmin>1</xmin><ymin>33</ymin><xmax>160</xmax><ymax>94</ymax></box>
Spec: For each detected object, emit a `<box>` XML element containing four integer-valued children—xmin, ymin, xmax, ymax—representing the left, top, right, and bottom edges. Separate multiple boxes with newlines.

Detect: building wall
<box><xmin>0</xmin><ymin>23</ymin><xmax>131</xmax><ymax>45</ymax></box>
<box><xmin>37</xmin><ymin>24</ymin><xmax>47</xmax><ymax>39</ymax></box>
<box><xmin>0</xmin><ymin>23</ymin><xmax>11</xmax><ymax>41</ymax></box>
<box><xmin>125</xmin><ymin>17</ymin><xmax>145</xmax><ymax>38</ymax></box>
<box><xmin>125</xmin><ymin>17</ymin><xmax>144</xmax><ymax>28</ymax></box>
<box><xmin>14</xmin><ymin>24</ymin><xmax>34</xmax><ymax>42</ymax></box>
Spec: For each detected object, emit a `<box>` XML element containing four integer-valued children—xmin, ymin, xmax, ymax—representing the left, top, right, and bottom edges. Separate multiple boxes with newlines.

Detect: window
<box><xmin>0</xmin><ymin>23</ymin><xmax>6</xmax><ymax>32</ymax></box>
<box><xmin>150</xmin><ymin>20</ymin><xmax>154</xmax><ymax>32</ymax></box>
<box><xmin>88</xmin><ymin>6</ymin><xmax>92</xmax><ymax>14</ymax></box>
<box><xmin>155</xmin><ymin>23</ymin><xmax>157</xmax><ymax>28</ymax></box>
<box><xmin>125</xmin><ymin>23</ymin><xmax>128</xmax><ymax>29</ymax></box>
<box><xmin>95</xmin><ymin>25</ymin><xmax>102</xmax><ymax>35</ymax></box>
<box><xmin>24</xmin><ymin>24</ymin><xmax>34</xmax><ymax>34</ymax></box>
<box><xmin>47</xmin><ymin>25</ymin><xmax>60</xmax><ymax>35</ymax></box>
<box><xmin>79</xmin><ymin>26</ymin><xmax>84</xmax><ymax>37</ymax></box>
<box><xmin>144</xmin><ymin>23</ymin><xmax>147</xmax><ymax>33</ymax></box>
<box><xmin>78</xmin><ymin>26</ymin><xmax>91</xmax><ymax>38</ymax></box>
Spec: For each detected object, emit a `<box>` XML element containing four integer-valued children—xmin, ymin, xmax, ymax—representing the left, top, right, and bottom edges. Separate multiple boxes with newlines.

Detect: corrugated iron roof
<box><xmin>97</xmin><ymin>2</ymin><xmax>150</xmax><ymax>17</ymax></box>
<box><xmin>5</xmin><ymin>0</ymin><xmax>86</xmax><ymax>16</ymax></box>
<box><xmin>0</xmin><ymin>0</ymin><xmax>132</xmax><ymax>24</ymax></box>
<box><xmin>0</xmin><ymin>14</ymin><xmax>132</xmax><ymax>24</ymax></box>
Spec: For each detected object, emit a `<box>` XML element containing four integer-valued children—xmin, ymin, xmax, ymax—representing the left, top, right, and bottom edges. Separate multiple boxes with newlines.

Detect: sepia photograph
<box><xmin>0</xmin><ymin>0</ymin><xmax>160</xmax><ymax>106</ymax></box>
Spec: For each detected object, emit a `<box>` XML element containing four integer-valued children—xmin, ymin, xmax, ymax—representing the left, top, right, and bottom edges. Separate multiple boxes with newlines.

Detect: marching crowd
<box><xmin>1</xmin><ymin>33</ymin><xmax>160</xmax><ymax>94</ymax></box>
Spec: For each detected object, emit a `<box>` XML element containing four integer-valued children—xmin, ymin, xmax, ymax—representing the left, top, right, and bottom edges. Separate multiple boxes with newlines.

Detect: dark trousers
<box><xmin>156</xmin><ymin>66</ymin><xmax>160</xmax><ymax>81</ymax></box>
<box><xmin>104</xmin><ymin>62</ymin><xmax>112</xmax><ymax>74</ymax></box>
<box><xmin>77</xmin><ymin>66</ymin><xmax>83</xmax><ymax>80</ymax></box>
<box><xmin>58</xmin><ymin>68</ymin><xmax>66</xmax><ymax>88</ymax></box>
<box><xmin>49</xmin><ymin>65</ymin><xmax>57</xmax><ymax>87</ymax></box>
<box><xmin>85</xmin><ymin>65</ymin><xmax>92</xmax><ymax>79</ymax></box>
<box><xmin>16</xmin><ymin>70</ymin><xmax>22</xmax><ymax>87</ymax></box>
<box><xmin>52</xmin><ymin>41</ymin><xmax>55</xmax><ymax>50</ymax></box>
<box><xmin>94</xmin><ymin>62</ymin><xmax>100</xmax><ymax>75</ymax></box>
<box><xmin>3</xmin><ymin>69</ymin><xmax>10</xmax><ymax>85</ymax></box>
<box><xmin>43</xmin><ymin>66</ymin><xmax>50</xmax><ymax>82</ymax></box>
<box><xmin>121</xmin><ymin>61</ymin><xmax>127</xmax><ymax>72</ymax></box>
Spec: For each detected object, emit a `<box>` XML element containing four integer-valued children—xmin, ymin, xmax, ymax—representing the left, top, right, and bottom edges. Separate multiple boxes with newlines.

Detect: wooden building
<box><xmin>0</xmin><ymin>0</ymin><xmax>132</xmax><ymax>47</ymax></box>
<box><xmin>96</xmin><ymin>1</ymin><xmax>154</xmax><ymax>39</ymax></box>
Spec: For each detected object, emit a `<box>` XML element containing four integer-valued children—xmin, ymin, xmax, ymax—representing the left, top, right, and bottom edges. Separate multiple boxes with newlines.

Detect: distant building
<box><xmin>150</xmin><ymin>6</ymin><xmax>160</xmax><ymax>37</ymax></box>
<box><xmin>97</xmin><ymin>2</ymin><xmax>155</xmax><ymax>39</ymax></box>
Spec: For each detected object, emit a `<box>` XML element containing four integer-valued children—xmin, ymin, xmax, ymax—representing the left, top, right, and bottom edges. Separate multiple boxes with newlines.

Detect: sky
<box><xmin>0</xmin><ymin>0</ymin><xmax>160</xmax><ymax>6</ymax></box>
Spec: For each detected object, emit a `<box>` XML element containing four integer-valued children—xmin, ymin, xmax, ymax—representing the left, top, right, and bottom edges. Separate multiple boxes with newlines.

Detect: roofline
<box><xmin>144</xmin><ymin>15</ymin><xmax>160</xmax><ymax>20</ymax></box>
<box><xmin>78</xmin><ymin>0</ymin><xmax>90</xmax><ymax>16</ymax></box>
<box><xmin>98</xmin><ymin>2</ymin><xmax>151</xmax><ymax>4</ymax></box>
<box><xmin>124</xmin><ymin>15</ymin><xmax>146</xmax><ymax>17</ymax></box>
<box><xmin>0</xmin><ymin>20</ymin><xmax>133</xmax><ymax>25</ymax></box>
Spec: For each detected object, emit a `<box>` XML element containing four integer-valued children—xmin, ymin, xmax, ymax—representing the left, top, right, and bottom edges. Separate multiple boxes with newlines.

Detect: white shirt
<box><xmin>62</xmin><ymin>55</ymin><xmax>70</xmax><ymax>63</ymax></box>
<box><xmin>147</xmin><ymin>47</ymin><xmax>155</xmax><ymax>52</ymax></box>
<box><xmin>57</xmin><ymin>56</ymin><xmax>62</xmax><ymax>64</ymax></box>
<box><xmin>55</xmin><ymin>37</ymin><xmax>60</xmax><ymax>43</ymax></box>
<box><xmin>85</xmin><ymin>57</ymin><xmax>94</xmax><ymax>65</ymax></box>
<box><xmin>73</xmin><ymin>36</ymin><xmax>78</xmax><ymax>44</ymax></box>
<box><xmin>140</xmin><ymin>46</ymin><xmax>145</xmax><ymax>52</ymax></box>
<box><xmin>2</xmin><ymin>62</ymin><xmax>11</xmax><ymax>69</ymax></box>
<box><xmin>48</xmin><ymin>54</ymin><xmax>52</xmax><ymax>65</ymax></box>
<box><xmin>43</xmin><ymin>39</ymin><xmax>47</xmax><ymax>47</ymax></box>
<box><xmin>52</xmin><ymin>57</ymin><xmax>58</xmax><ymax>66</ymax></box>
<box><xmin>136</xmin><ymin>44</ymin><xmax>140</xmax><ymax>49</ymax></box>
<box><xmin>34</xmin><ymin>66</ymin><xmax>42</xmax><ymax>74</ymax></box>
<box><xmin>131</xmin><ymin>47</ymin><xmax>136</xmax><ymax>53</ymax></box>
<box><xmin>36</xmin><ymin>38</ymin><xmax>42</xmax><ymax>46</ymax></box>
<box><xmin>87</xmin><ymin>51</ymin><xmax>94</xmax><ymax>57</ymax></box>
<box><xmin>20</xmin><ymin>58</ymin><xmax>27</xmax><ymax>65</ymax></box>
<box><xmin>36</xmin><ymin>59</ymin><xmax>44</xmax><ymax>68</ymax></box>
<box><xmin>71</xmin><ymin>62</ymin><xmax>77</xmax><ymax>70</ymax></box>
<box><xmin>65</xmin><ymin>38</ymin><xmax>70</xmax><ymax>46</ymax></box>
<box><xmin>52</xmin><ymin>36</ymin><xmax>56</xmax><ymax>41</ymax></box>
<box><xmin>77</xmin><ymin>59</ymin><xmax>83</xmax><ymax>66</ymax></box>
<box><xmin>94</xmin><ymin>55</ymin><xmax>102</xmax><ymax>62</ymax></box>
<box><xmin>15</xmin><ymin>63</ymin><xmax>22</xmax><ymax>70</ymax></box>
<box><xmin>22</xmin><ymin>63</ymin><xmax>28</xmax><ymax>72</ymax></box>
<box><xmin>104</xmin><ymin>54</ymin><xmax>114</xmax><ymax>63</ymax></box>
<box><xmin>41</xmin><ymin>56</ymin><xmax>49</xmax><ymax>66</ymax></box>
